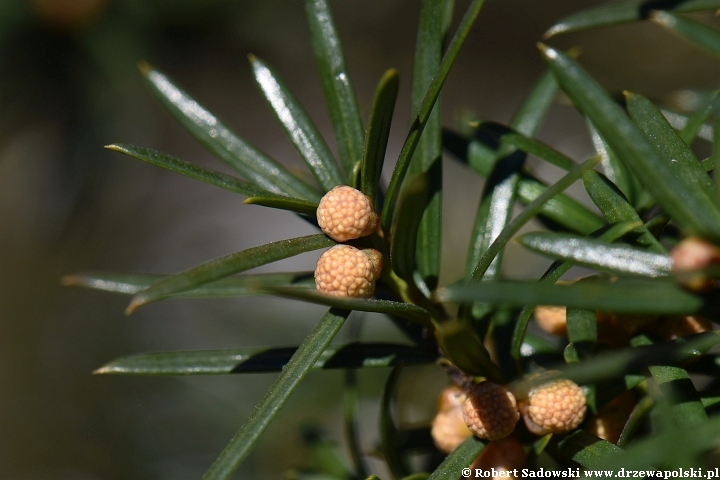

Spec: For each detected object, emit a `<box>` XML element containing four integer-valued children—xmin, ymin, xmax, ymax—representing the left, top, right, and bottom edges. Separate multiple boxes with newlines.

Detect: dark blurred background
<box><xmin>3</xmin><ymin>1</ymin><xmax>720</xmax><ymax>478</ymax></box>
